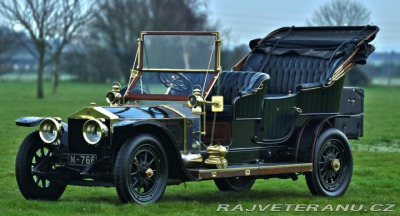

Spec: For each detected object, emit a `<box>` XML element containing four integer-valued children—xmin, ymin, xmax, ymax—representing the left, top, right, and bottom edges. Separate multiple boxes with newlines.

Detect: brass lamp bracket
<box><xmin>187</xmin><ymin>93</ymin><xmax>224</xmax><ymax>113</ymax></box>
<box><xmin>187</xmin><ymin>89</ymin><xmax>224</xmax><ymax>136</ymax></box>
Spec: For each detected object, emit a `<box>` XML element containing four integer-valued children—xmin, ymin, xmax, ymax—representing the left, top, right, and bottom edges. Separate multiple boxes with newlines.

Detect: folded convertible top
<box><xmin>260</xmin><ymin>25</ymin><xmax>378</xmax><ymax>47</ymax></box>
<box><xmin>251</xmin><ymin>26</ymin><xmax>379</xmax><ymax>64</ymax></box>
<box><xmin>234</xmin><ymin>25</ymin><xmax>379</xmax><ymax>70</ymax></box>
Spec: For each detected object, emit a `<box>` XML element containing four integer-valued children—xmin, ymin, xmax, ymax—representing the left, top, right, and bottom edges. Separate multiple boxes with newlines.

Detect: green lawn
<box><xmin>0</xmin><ymin>82</ymin><xmax>399</xmax><ymax>215</ymax></box>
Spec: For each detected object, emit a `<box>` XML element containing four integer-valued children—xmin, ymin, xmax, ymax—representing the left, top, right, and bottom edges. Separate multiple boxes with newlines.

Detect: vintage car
<box><xmin>15</xmin><ymin>26</ymin><xmax>378</xmax><ymax>204</ymax></box>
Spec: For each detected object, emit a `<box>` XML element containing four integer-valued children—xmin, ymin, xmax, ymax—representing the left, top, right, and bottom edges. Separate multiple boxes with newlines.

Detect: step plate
<box><xmin>188</xmin><ymin>163</ymin><xmax>312</xmax><ymax>180</ymax></box>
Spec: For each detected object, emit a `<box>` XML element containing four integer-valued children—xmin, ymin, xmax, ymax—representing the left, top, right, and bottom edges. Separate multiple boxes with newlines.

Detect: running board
<box><xmin>188</xmin><ymin>162</ymin><xmax>312</xmax><ymax>180</ymax></box>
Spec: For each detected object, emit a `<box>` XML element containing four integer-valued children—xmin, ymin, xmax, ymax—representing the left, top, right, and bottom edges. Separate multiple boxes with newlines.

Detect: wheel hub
<box><xmin>330</xmin><ymin>159</ymin><xmax>341</xmax><ymax>172</ymax></box>
<box><xmin>139</xmin><ymin>163</ymin><xmax>151</xmax><ymax>177</ymax></box>
<box><xmin>145</xmin><ymin>168</ymin><xmax>154</xmax><ymax>178</ymax></box>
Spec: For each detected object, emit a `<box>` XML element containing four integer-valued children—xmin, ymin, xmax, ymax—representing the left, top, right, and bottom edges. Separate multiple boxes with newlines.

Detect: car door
<box><xmin>260</xmin><ymin>95</ymin><xmax>297</xmax><ymax>141</ymax></box>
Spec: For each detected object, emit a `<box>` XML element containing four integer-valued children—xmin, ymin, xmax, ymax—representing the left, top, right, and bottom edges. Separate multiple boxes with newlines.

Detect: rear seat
<box><xmin>243</xmin><ymin>52</ymin><xmax>343</xmax><ymax>97</ymax></box>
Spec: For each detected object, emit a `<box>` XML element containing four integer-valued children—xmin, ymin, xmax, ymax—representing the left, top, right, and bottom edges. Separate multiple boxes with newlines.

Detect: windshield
<box><xmin>143</xmin><ymin>35</ymin><xmax>216</xmax><ymax>69</ymax></box>
<box><xmin>125</xmin><ymin>32</ymin><xmax>221</xmax><ymax>101</ymax></box>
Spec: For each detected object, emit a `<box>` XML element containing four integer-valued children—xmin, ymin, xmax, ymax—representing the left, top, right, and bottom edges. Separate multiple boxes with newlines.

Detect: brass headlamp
<box><xmin>82</xmin><ymin>119</ymin><xmax>108</xmax><ymax>145</ymax></box>
<box><xmin>39</xmin><ymin>118</ymin><xmax>62</xmax><ymax>144</ymax></box>
<box><xmin>106</xmin><ymin>82</ymin><xmax>122</xmax><ymax>106</ymax></box>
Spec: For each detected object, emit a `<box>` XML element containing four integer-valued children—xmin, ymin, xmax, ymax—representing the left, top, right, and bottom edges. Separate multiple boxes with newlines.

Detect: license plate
<box><xmin>64</xmin><ymin>154</ymin><xmax>97</xmax><ymax>166</ymax></box>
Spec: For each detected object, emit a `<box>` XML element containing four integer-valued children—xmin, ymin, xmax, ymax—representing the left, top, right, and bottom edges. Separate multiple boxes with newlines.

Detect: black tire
<box><xmin>16</xmin><ymin>131</ymin><xmax>66</xmax><ymax>200</ymax></box>
<box><xmin>305</xmin><ymin>128</ymin><xmax>353</xmax><ymax>197</ymax></box>
<box><xmin>214</xmin><ymin>177</ymin><xmax>256</xmax><ymax>192</ymax></box>
<box><xmin>115</xmin><ymin>134</ymin><xmax>168</xmax><ymax>204</ymax></box>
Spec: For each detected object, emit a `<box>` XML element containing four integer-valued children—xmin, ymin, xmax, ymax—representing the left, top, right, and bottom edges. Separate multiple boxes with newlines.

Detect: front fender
<box><xmin>16</xmin><ymin>116</ymin><xmax>45</xmax><ymax>127</ymax></box>
<box><xmin>16</xmin><ymin>116</ymin><xmax>68</xmax><ymax>146</ymax></box>
<box><xmin>16</xmin><ymin>116</ymin><xmax>68</xmax><ymax>131</ymax></box>
<box><xmin>112</xmin><ymin>120</ymin><xmax>196</xmax><ymax>181</ymax></box>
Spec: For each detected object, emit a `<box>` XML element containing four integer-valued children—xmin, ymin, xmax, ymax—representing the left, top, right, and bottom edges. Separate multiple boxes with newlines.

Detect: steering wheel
<box><xmin>158</xmin><ymin>73</ymin><xmax>190</xmax><ymax>92</ymax></box>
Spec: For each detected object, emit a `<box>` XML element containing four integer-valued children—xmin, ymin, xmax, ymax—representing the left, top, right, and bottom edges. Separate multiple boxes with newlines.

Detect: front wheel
<box><xmin>305</xmin><ymin>128</ymin><xmax>353</xmax><ymax>197</ymax></box>
<box><xmin>214</xmin><ymin>177</ymin><xmax>256</xmax><ymax>192</ymax></box>
<box><xmin>115</xmin><ymin>134</ymin><xmax>168</xmax><ymax>204</ymax></box>
<box><xmin>15</xmin><ymin>131</ymin><xmax>66</xmax><ymax>200</ymax></box>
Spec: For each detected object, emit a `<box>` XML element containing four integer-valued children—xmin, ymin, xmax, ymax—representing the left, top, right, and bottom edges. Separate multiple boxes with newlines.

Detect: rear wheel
<box><xmin>115</xmin><ymin>134</ymin><xmax>168</xmax><ymax>204</ymax></box>
<box><xmin>214</xmin><ymin>177</ymin><xmax>256</xmax><ymax>192</ymax></box>
<box><xmin>305</xmin><ymin>128</ymin><xmax>353</xmax><ymax>197</ymax></box>
<box><xmin>15</xmin><ymin>131</ymin><xmax>66</xmax><ymax>200</ymax></box>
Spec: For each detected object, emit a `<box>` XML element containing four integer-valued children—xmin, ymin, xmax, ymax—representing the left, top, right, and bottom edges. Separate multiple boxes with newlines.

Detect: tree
<box><xmin>308</xmin><ymin>0</ymin><xmax>373</xmax><ymax>86</ymax></box>
<box><xmin>0</xmin><ymin>26</ymin><xmax>18</xmax><ymax>74</ymax></box>
<box><xmin>62</xmin><ymin>43</ymin><xmax>121</xmax><ymax>83</ymax></box>
<box><xmin>90</xmin><ymin>0</ymin><xmax>150</xmax><ymax>81</ymax></box>
<box><xmin>307</xmin><ymin>0</ymin><xmax>371</xmax><ymax>26</ymax></box>
<box><xmin>90</xmin><ymin>0</ymin><xmax>212</xmax><ymax>81</ymax></box>
<box><xmin>221</xmin><ymin>44</ymin><xmax>249</xmax><ymax>70</ymax></box>
<box><xmin>0</xmin><ymin>0</ymin><xmax>93</xmax><ymax>98</ymax></box>
<box><xmin>345</xmin><ymin>67</ymin><xmax>371</xmax><ymax>87</ymax></box>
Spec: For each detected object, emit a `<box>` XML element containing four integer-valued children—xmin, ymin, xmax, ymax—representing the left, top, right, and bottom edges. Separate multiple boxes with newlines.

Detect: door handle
<box><xmin>290</xmin><ymin>106</ymin><xmax>302</xmax><ymax>114</ymax></box>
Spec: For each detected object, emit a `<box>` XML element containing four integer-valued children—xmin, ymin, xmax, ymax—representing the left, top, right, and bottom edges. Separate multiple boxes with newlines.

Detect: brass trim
<box><xmin>189</xmin><ymin>163</ymin><xmax>313</xmax><ymax>180</ymax></box>
<box><xmin>94</xmin><ymin>107</ymin><xmax>119</xmax><ymax>120</ymax></box>
<box><xmin>181</xmin><ymin>153</ymin><xmax>203</xmax><ymax>167</ymax></box>
<box><xmin>141</xmin><ymin>31</ymin><xmax>220</xmax><ymax>36</ymax></box>
<box><xmin>142</xmin><ymin>68</ymin><xmax>216</xmax><ymax>73</ymax></box>
<box><xmin>160</xmin><ymin>105</ymin><xmax>188</xmax><ymax>153</ymax></box>
<box><xmin>137</xmin><ymin>38</ymin><xmax>143</xmax><ymax>70</ymax></box>
<box><xmin>69</xmin><ymin>107</ymin><xmax>119</xmax><ymax>120</ymax></box>
<box><xmin>127</xmin><ymin>31</ymin><xmax>222</xmax><ymax>103</ymax></box>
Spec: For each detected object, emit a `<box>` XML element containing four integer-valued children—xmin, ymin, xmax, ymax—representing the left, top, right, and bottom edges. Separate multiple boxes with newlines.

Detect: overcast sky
<box><xmin>208</xmin><ymin>0</ymin><xmax>399</xmax><ymax>52</ymax></box>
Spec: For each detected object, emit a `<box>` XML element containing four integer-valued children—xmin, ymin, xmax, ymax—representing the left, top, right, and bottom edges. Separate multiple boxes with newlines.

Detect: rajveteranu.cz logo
<box><xmin>216</xmin><ymin>204</ymin><xmax>396</xmax><ymax>212</ymax></box>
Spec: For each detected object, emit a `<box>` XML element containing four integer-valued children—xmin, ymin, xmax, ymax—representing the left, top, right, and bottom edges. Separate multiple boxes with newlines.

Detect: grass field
<box><xmin>0</xmin><ymin>82</ymin><xmax>399</xmax><ymax>215</ymax></box>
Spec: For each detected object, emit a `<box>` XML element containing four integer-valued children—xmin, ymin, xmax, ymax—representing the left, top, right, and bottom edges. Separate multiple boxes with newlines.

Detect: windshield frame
<box><xmin>124</xmin><ymin>31</ymin><xmax>221</xmax><ymax>101</ymax></box>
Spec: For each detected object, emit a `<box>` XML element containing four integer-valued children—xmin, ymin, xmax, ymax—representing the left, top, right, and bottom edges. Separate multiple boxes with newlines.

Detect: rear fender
<box><xmin>295</xmin><ymin>116</ymin><xmax>332</xmax><ymax>163</ymax></box>
<box><xmin>295</xmin><ymin>115</ymin><xmax>355</xmax><ymax>163</ymax></box>
<box><xmin>112</xmin><ymin>120</ymin><xmax>196</xmax><ymax>181</ymax></box>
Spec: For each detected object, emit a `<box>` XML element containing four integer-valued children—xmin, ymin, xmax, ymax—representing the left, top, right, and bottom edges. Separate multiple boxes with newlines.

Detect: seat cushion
<box><xmin>243</xmin><ymin>52</ymin><xmax>343</xmax><ymax>95</ymax></box>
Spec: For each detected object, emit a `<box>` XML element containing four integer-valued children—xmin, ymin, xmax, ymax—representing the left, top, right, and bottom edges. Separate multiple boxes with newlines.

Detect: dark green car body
<box><xmin>15</xmin><ymin>26</ymin><xmax>379</xmax><ymax>203</ymax></box>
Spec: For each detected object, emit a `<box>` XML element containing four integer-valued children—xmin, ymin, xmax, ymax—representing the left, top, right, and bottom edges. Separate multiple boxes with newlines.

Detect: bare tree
<box><xmin>90</xmin><ymin>0</ymin><xmax>150</xmax><ymax>81</ymax></box>
<box><xmin>0</xmin><ymin>0</ymin><xmax>93</xmax><ymax>98</ymax></box>
<box><xmin>90</xmin><ymin>0</ymin><xmax>212</xmax><ymax>81</ymax></box>
<box><xmin>307</xmin><ymin>0</ymin><xmax>371</xmax><ymax>26</ymax></box>
<box><xmin>307</xmin><ymin>0</ymin><xmax>373</xmax><ymax>86</ymax></box>
<box><xmin>0</xmin><ymin>26</ymin><xmax>18</xmax><ymax>74</ymax></box>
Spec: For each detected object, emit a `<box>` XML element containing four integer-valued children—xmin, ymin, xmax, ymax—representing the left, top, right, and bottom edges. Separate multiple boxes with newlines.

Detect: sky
<box><xmin>208</xmin><ymin>0</ymin><xmax>400</xmax><ymax>52</ymax></box>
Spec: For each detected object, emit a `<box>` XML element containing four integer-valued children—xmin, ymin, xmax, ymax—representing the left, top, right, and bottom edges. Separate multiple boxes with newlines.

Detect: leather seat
<box><xmin>243</xmin><ymin>52</ymin><xmax>343</xmax><ymax>95</ymax></box>
<box><xmin>209</xmin><ymin>71</ymin><xmax>269</xmax><ymax>104</ymax></box>
<box><xmin>207</xmin><ymin>71</ymin><xmax>269</xmax><ymax>119</ymax></box>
